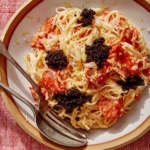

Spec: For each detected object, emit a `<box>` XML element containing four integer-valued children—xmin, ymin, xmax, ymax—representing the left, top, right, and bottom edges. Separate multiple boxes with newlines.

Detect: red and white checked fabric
<box><xmin>0</xmin><ymin>0</ymin><xmax>150</xmax><ymax>150</ymax></box>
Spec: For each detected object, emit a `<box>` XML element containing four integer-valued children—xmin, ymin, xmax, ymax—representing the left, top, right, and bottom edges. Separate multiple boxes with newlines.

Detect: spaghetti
<box><xmin>24</xmin><ymin>7</ymin><xmax>150</xmax><ymax>130</ymax></box>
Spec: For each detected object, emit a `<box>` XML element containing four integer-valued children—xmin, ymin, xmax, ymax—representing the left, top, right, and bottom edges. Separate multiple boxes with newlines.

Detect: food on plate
<box><xmin>24</xmin><ymin>7</ymin><xmax>150</xmax><ymax>130</ymax></box>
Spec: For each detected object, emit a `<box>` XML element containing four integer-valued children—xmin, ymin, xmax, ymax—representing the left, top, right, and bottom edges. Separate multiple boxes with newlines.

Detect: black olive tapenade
<box><xmin>117</xmin><ymin>75</ymin><xmax>145</xmax><ymax>90</ymax></box>
<box><xmin>77</xmin><ymin>8</ymin><xmax>96</xmax><ymax>27</ymax></box>
<box><xmin>45</xmin><ymin>50</ymin><xmax>68</xmax><ymax>70</ymax></box>
<box><xmin>85</xmin><ymin>37</ymin><xmax>111</xmax><ymax>69</ymax></box>
<box><xmin>53</xmin><ymin>88</ymin><xmax>92</xmax><ymax>113</ymax></box>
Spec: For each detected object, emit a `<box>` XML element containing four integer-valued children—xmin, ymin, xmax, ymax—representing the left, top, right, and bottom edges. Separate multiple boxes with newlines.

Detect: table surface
<box><xmin>0</xmin><ymin>0</ymin><xmax>150</xmax><ymax>150</ymax></box>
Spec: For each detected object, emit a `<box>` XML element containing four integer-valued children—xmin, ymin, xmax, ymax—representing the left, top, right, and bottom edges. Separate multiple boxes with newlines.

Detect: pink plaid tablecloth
<box><xmin>0</xmin><ymin>0</ymin><xmax>150</xmax><ymax>150</ymax></box>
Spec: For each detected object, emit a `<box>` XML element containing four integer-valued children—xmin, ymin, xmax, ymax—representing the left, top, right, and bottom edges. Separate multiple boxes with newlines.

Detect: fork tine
<box><xmin>42</xmin><ymin>110</ymin><xmax>86</xmax><ymax>142</ymax></box>
<box><xmin>43</xmin><ymin>112</ymin><xmax>85</xmax><ymax>142</ymax></box>
<box><xmin>48</xmin><ymin>109</ymin><xmax>86</xmax><ymax>138</ymax></box>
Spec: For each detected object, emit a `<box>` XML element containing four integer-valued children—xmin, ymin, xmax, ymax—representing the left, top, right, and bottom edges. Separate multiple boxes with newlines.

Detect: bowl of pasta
<box><xmin>1</xmin><ymin>0</ymin><xmax>150</xmax><ymax>149</ymax></box>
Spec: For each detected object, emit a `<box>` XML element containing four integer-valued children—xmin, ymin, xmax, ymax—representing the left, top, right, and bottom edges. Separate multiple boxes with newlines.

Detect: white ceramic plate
<box><xmin>5</xmin><ymin>0</ymin><xmax>150</xmax><ymax>147</ymax></box>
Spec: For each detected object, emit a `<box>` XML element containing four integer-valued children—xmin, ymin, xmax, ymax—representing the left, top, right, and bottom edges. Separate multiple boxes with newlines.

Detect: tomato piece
<box><xmin>31</xmin><ymin>18</ymin><xmax>53</xmax><ymax>50</ymax></box>
<box><xmin>134</xmin><ymin>94</ymin><xmax>141</xmax><ymax>100</ymax></box>
<box><xmin>42</xmin><ymin>71</ymin><xmax>65</xmax><ymax>93</ymax></box>
<box><xmin>116</xmin><ymin>46</ymin><xmax>131</xmax><ymax>65</ymax></box>
<box><xmin>99</xmin><ymin>97</ymin><xmax>124</xmax><ymax>120</ymax></box>
<box><xmin>121</xmin><ymin>27</ymin><xmax>139</xmax><ymax>49</ymax></box>
<box><xmin>29</xmin><ymin>87</ymin><xmax>39</xmax><ymax>102</ymax></box>
<box><xmin>142</xmin><ymin>68</ymin><xmax>150</xmax><ymax>81</ymax></box>
<box><xmin>102</xmin><ymin>10</ymin><xmax>110</xmax><ymax>17</ymax></box>
<box><xmin>109</xmin><ymin>44</ymin><xmax>138</xmax><ymax>76</ymax></box>
<box><xmin>39</xmin><ymin>18</ymin><xmax>53</xmax><ymax>33</ymax></box>
<box><xmin>74</xmin><ymin>26</ymin><xmax>81</xmax><ymax>32</ymax></box>
<box><xmin>110</xmin><ymin>44</ymin><xmax>132</xmax><ymax>66</ymax></box>
<box><xmin>30</xmin><ymin>32</ymin><xmax>47</xmax><ymax>50</ymax></box>
<box><xmin>97</xmin><ymin>68</ymin><xmax>109</xmax><ymax>83</ymax></box>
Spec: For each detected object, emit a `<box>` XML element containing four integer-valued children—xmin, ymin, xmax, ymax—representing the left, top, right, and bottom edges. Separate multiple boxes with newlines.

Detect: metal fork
<box><xmin>0</xmin><ymin>40</ymin><xmax>86</xmax><ymax>140</ymax></box>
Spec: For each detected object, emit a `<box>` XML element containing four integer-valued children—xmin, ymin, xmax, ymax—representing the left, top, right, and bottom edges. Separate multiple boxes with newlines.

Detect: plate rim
<box><xmin>0</xmin><ymin>0</ymin><xmax>150</xmax><ymax>149</ymax></box>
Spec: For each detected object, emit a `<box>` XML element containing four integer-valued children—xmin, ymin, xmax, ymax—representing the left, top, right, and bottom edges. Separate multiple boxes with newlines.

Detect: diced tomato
<box><xmin>74</xmin><ymin>26</ymin><xmax>81</xmax><ymax>32</ymax></box>
<box><xmin>97</xmin><ymin>68</ymin><xmax>109</xmax><ymax>83</ymax></box>
<box><xmin>41</xmin><ymin>87</ymin><xmax>49</xmax><ymax>100</ymax></box>
<box><xmin>134</xmin><ymin>94</ymin><xmax>141</xmax><ymax>100</ymax></box>
<box><xmin>110</xmin><ymin>44</ymin><xmax>132</xmax><ymax>66</ymax></box>
<box><xmin>142</xmin><ymin>68</ymin><xmax>150</xmax><ymax>81</ymax></box>
<box><xmin>109</xmin><ymin>44</ymin><xmax>138</xmax><ymax>75</ymax></box>
<box><xmin>133</xmin><ymin>42</ymin><xmax>139</xmax><ymax>49</ymax></box>
<box><xmin>121</xmin><ymin>27</ymin><xmax>139</xmax><ymax>49</ymax></box>
<box><xmin>102</xmin><ymin>10</ymin><xmax>110</xmax><ymax>17</ymax></box>
<box><xmin>120</xmin><ymin>17</ymin><xmax>125</xmax><ymax>21</ymax></box>
<box><xmin>99</xmin><ymin>97</ymin><xmax>124</xmax><ymax>120</ymax></box>
<box><xmin>79</xmin><ymin>32</ymin><xmax>86</xmax><ymax>38</ymax></box>
<box><xmin>31</xmin><ymin>32</ymin><xmax>47</xmax><ymax>50</ymax></box>
<box><xmin>115</xmin><ymin>45</ymin><xmax>131</xmax><ymax>65</ymax></box>
<box><xmin>80</xmin><ymin>29</ymin><xmax>92</xmax><ymax>38</ymax></box>
<box><xmin>29</xmin><ymin>87</ymin><xmax>39</xmax><ymax>102</ymax></box>
<box><xmin>31</xmin><ymin>18</ymin><xmax>54</xmax><ymax>50</ymax></box>
<box><xmin>39</xmin><ymin>18</ymin><xmax>53</xmax><ymax>33</ymax></box>
<box><xmin>109</xmin><ymin>15</ymin><xmax>113</xmax><ymax>22</ymax></box>
<box><xmin>121</xmin><ymin>28</ymin><xmax>132</xmax><ymax>44</ymax></box>
<box><xmin>132</xmin><ymin>28</ymin><xmax>138</xmax><ymax>39</ymax></box>
<box><xmin>42</xmin><ymin>71</ymin><xmax>65</xmax><ymax>93</ymax></box>
<box><xmin>74</xmin><ymin>25</ymin><xmax>92</xmax><ymax>38</ymax></box>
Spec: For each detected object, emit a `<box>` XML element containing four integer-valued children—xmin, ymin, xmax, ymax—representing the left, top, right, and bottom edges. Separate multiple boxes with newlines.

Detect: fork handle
<box><xmin>0</xmin><ymin>40</ymin><xmax>39</xmax><ymax>92</ymax></box>
<box><xmin>0</xmin><ymin>81</ymin><xmax>38</xmax><ymax>117</ymax></box>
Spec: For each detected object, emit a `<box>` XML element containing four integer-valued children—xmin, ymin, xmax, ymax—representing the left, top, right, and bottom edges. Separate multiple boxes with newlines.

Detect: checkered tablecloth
<box><xmin>0</xmin><ymin>0</ymin><xmax>150</xmax><ymax>149</ymax></box>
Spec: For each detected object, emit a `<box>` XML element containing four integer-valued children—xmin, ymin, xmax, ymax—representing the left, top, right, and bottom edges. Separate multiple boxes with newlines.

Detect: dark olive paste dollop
<box><xmin>117</xmin><ymin>75</ymin><xmax>144</xmax><ymax>90</ymax></box>
<box><xmin>85</xmin><ymin>37</ymin><xmax>111</xmax><ymax>68</ymax></box>
<box><xmin>77</xmin><ymin>8</ymin><xmax>96</xmax><ymax>27</ymax></box>
<box><xmin>53</xmin><ymin>88</ymin><xmax>92</xmax><ymax>113</ymax></box>
<box><xmin>45</xmin><ymin>50</ymin><xmax>68</xmax><ymax>70</ymax></box>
